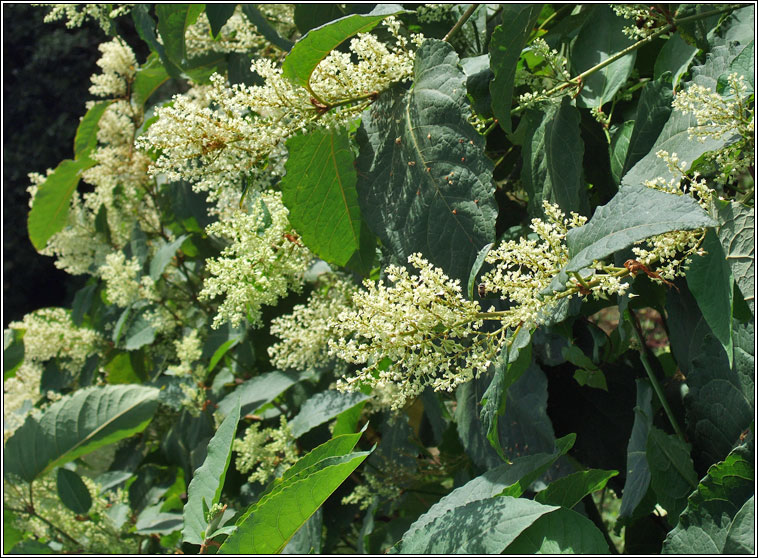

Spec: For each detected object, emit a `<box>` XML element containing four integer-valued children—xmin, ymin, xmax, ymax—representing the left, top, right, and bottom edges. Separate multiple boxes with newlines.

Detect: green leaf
<box><xmin>3</xmin><ymin>510</ymin><xmax>23</xmax><ymax>553</ymax></box>
<box><xmin>686</xmin><ymin>229</ymin><xmax>734</xmax><ymax>366</ymax></box>
<box><xmin>662</xmin><ymin>449</ymin><xmax>754</xmax><ymax>553</ymax></box>
<box><xmin>467</xmin><ymin>242</ymin><xmax>493</xmax><ymax>300</ymax></box>
<box><xmin>282</xmin><ymin>508</ymin><xmax>322</xmax><ymax>554</ymax></box>
<box><xmin>620</xmin><ymin>72</ymin><xmax>674</xmax><ymax>178</ymax></box>
<box><xmin>401</xmin><ymin>432</ymin><xmax>575</xmax><ymax>548</ymax></box>
<box><xmin>240</xmin><ymin>5</ymin><xmax>294</xmax><ymax>52</ymax></box>
<box><xmin>219</xmin><ymin>450</ymin><xmax>371</xmax><ymax>553</ymax></box>
<box><xmin>4</xmin><ymin>385</ymin><xmax>159</xmax><ymax>483</ymax></box>
<box><xmin>293</xmin><ymin>4</ymin><xmax>350</xmax><ymax>35</ymax></box>
<box><xmin>136</xmin><ymin>504</ymin><xmax>183</xmax><ymax>535</ymax></box>
<box><xmin>488</xmin><ymin>4</ymin><xmax>542</xmax><ymax>133</ymax></box>
<box><xmin>461</xmin><ymin>55</ymin><xmax>493</xmax><ymax>119</ymax></box>
<box><xmin>183</xmin><ymin>399</ymin><xmax>240</xmax><ymax>545</ymax></box>
<box><xmin>205</xmin><ymin>4</ymin><xmax>236</xmax><ymax>37</ymax></box>
<box><xmin>535</xmin><ymin>469</ymin><xmax>618</xmax><ymax>508</ymax></box>
<box><xmin>131</xmin><ymin>5</ymin><xmax>182</xmax><ymax>80</ymax></box>
<box><xmin>504</xmin><ymin>507</ymin><xmax>610</xmax><ymax>554</ymax></box>
<box><xmin>156</xmin><ymin>4</ymin><xmax>205</xmax><ymax>66</ymax></box>
<box><xmin>609</xmin><ymin>121</ymin><xmax>634</xmax><ymax>185</ymax></box>
<box><xmin>723</xmin><ymin>495</ymin><xmax>755</xmax><ymax>554</ymax></box>
<box><xmin>28</xmin><ymin>158</ymin><xmax>94</xmax><ymax>251</ymax></box>
<box><xmin>619</xmin><ymin>379</ymin><xmax>653</xmax><ymax>519</ymax></box>
<box><xmin>570</xmin><ymin>5</ymin><xmax>636</xmax><ymax>108</ymax></box>
<box><xmin>216</xmin><ymin>370</ymin><xmax>300</xmax><ymax>419</ymax></box>
<box><xmin>289</xmin><ymin>390</ymin><xmax>369</xmax><ymax>438</ymax></box>
<box><xmin>546</xmin><ymin>183</ymin><xmax>717</xmax><ymax>294</ymax></box>
<box><xmin>104</xmin><ymin>352</ymin><xmax>143</xmax><ymax>384</ymax></box>
<box><xmin>395</xmin><ymin>496</ymin><xmax>558</xmax><ymax>554</ymax></box>
<box><xmin>281</xmin><ymin>127</ymin><xmax>374</xmax><ymax>270</ymax></box>
<box><xmin>715</xmin><ymin>200</ymin><xmax>754</xmax><ymax>316</ymax></box>
<box><xmin>283</xmin><ymin>429</ymin><xmax>365</xmax><ymax>483</ymax></box>
<box><xmin>520</xmin><ymin>97</ymin><xmax>589</xmax><ymax>218</ymax></box>
<box><xmin>71</xmin><ymin>282</ymin><xmax>97</xmax><ymax>326</ymax></box>
<box><xmin>458</xmin><ymin>363</ymin><xmax>558</xmax><ymax>468</ymax></box>
<box><xmin>282</xmin><ymin>4</ymin><xmax>405</xmax><ymax>88</ymax></box>
<box><xmin>74</xmin><ymin>101</ymin><xmax>111</xmax><ymax>158</ymax></box>
<box><xmin>56</xmin><ymin>468</ymin><xmax>93</xmax><ymax>514</ymax></box>
<box><xmin>132</xmin><ymin>52</ymin><xmax>170</xmax><ymax>108</ymax></box>
<box><xmin>654</xmin><ymin>34</ymin><xmax>698</xmax><ymax>88</ymax></box>
<box><xmin>480</xmin><ymin>328</ymin><xmax>532</xmax><ymax>459</ymax></box>
<box><xmin>208</xmin><ymin>339</ymin><xmax>237</xmax><ymax>374</ymax></box>
<box><xmin>647</xmin><ymin>426</ymin><xmax>698</xmax><ymax>524</ymax></box>
<box><xmin>149</xmin><ymin>234</ymin><xmax>188</xmax><ymax>281</ymax></box>
<box><xmin>356</xmin><ymin>39</ymin><xmax>497</xmax><ymax>284</ymax></box>
<box><xmin>331</xmin><ymin>399</ymin><xmax>367</xmax><ymax>436</ymax></box>
<box><xmin>3</xmin><ymin>328</ymin><xmax>24</xmax><ymax>380</ymax></box>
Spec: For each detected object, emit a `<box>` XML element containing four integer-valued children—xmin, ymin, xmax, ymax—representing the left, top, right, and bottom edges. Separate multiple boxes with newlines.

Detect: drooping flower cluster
<box><xmin>141</xmin><ymin>18</ymin><xmax>423</xmax><ymax>197</ymax></box>
<box><xmin>200</xmin><ymin>191</ymin><xmax>312</xmax><ymax>329</ymax></box>
<box><xmin>329</xmin><ymin>253</ymin><xmax>490</xmax><ymax>409</ymax></box>
<box><xmin>268</xmin><ymin>274</ymin><xmax>357</xmax><ymax>371</ymax></box>
<box><xmin>89</xmin><ymin>38</ymin><xmax>136</xmax><ymax>98</ymax></box>
<box><xmin>38</xmin><ymin>3</ymin><xmax>134</xmax><ymax>32</ymax></box>
<box><xmin>233</xmin><ymin>416</ymin><xmax>298</xmax><ymax>485</ymax></box>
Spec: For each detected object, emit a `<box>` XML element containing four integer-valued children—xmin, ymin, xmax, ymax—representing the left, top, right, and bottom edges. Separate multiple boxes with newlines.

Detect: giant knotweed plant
<box><xmin>5</xmin><ymin>3</ymin><xmax>754</xmax><ymax>555</ymax></box>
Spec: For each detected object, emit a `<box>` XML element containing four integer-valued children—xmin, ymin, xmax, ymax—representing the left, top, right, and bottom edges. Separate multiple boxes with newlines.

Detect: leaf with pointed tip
<box><xmin>4</xmin><ymin>385</ymin><xmax>160</xmax><ymax>483</ymax></box>
<box><xmin>133</xmin><ymin>52</ymin><xmax>170</xmax><ymax>108</ymax></box>
<box><xmin>150</xmin><ymin>234</ymin><xmax>188</xmax><ymax>281</ymax></box>
<box><xmin>183</xmin><ymin>400</ymin><xmax>240</xmax><ymax>545</ymax></box>
<box><xmin>282</xmin><ymin>4</ymin><xmax>405</xmax><ymax>88</ymax></box>
<box><xmin>241</xmin><ymin>5</ymin><xmax>294</xmax><ymax>52</ymax></box>
<box><xmin>216</xmin><ymin>370</ymin><xmax>300</xmax><ymax>419</ymax></box>
<box><xmin>57</xmin><ymin>468</ymin><xmax>93</xmax><ymax>514</ymax></box>
<box><xmin>28</xmin><ymin>158</ymin><xmax>94</xmax><ymax>251</ymax></box>
<box><xmin>535</xmin><ymin>469</ymin><xmax>618</xmax><ymax>509</ymax></box>
<box><xmin>546</xmin><ymin>183</ymin><xmax>717</xmax><ymax>294</ymax></box>
<box><xmin>218</xmin><ymin>450</ymin><xmax>371</xmax><ymax>553</ymax></box>
<box><xmin>723</xmin><ymin>495</ymin><xmax>755</xmax><ymax>554</ymax></box>
<box><xmin>205</xmin><ymin>4</ymin><xmax>236</xmax><ymax>37</ymax></box>
<box><xmin>289</xmin><ymin>390</ymin><xmax>369</xmax><ymax>438</ymax></box>
<box><xmin>356</xmin><ymin>39</ymin><xmax>497</xmax><ymax>284</ymax></box>
<box><xmin>281</xmin><ymin>128</ymin><xmax>374</xmax><ymax>272</ymax></box>
<box><xmin>570</xmin><ymin>5</ymin><xmax>636</xmax><ymax>108</ymax></box>
<box><xmin>520</xmin><ymin>97</ymin><xmax>589</xmax><ymax>218</ymax></box>
<box><xmin>155</xmin><ymin>4</ymin><xmax>204</xmax><ymax>66</ymax></box>
<box><xmin>489</xmin><ymin>4</ymin><xmax>542</xmax><ymax>133</ymax></box>
<box><xmin>74</xmin><ymin>101</ymin><xmax>112</xmax><ymax>158</ymax></box>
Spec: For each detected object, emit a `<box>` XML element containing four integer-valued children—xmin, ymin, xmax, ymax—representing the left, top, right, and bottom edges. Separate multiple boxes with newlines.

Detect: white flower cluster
<box><xmin>89</xmin><ymin>38</ymin><xmax>136</xmax><ymax>98</ymax></box>
<box><xmin>516</xmin><ymin>39</ymin><xmax>574</xmax><ymax>109</ymax></box>
<box><xmin>98</xmin><ymin>252</ymin><xmax>144</xmax><ymax>308</ymax></box>
<box><xmin>233</xmin><ymin>416</ymin><xmax>298</xmax><ymax>485</ymax></box>
<box><xmin>38</xmin><ymin>3</ymin><xmax>134</xmax><ymax>32</ymax></box>
<box><xmin>3</xmin><ymin>362</ymin><xmax>44</xmax><ymax>441</ymax></box>
<box><xmin>4</xmin><ymin>472</ymin><xmax>135</xmax><ymax>553</ymax></box>
<box><xmin>417</xmin><ymin>4</ymin><xmax>455</xmax><ymax>24</ymax></box>
<box><xmin>611</xmin><ymin>5</ymin><xmax>668</xmax><ymax>39</ymax></box>
<box><xmin>166</xmin><ymin>330</ymin><xmax>204</xmax><ymax>377</ymax></box>
<box><xmin>330</xmin><ymin>253</ymin><xmax>489</xmax><ymax>409</ymax></box>
<box><xmin>672</xmin><ymin>73</ymin><xmax>754</xmax><ymax>186</ymax></box>
<box><xmin>141</xmin><ymin>18</ymin><xmax>423</xmax><ymax>197</ymax></box>
<box><xmin>200</xmin><ymin>191</ymin><xmax>312</xmax><ymax>329</ymax></box>
<box><xmin>9</xmin><ymin>308</ymin><xmax>102</xmax><ymax>370</ymax></box>
<box><xmin>268</xmin><ymin>274</ymin><xmax>357</xmax><ymax>371</ymax></box>
<box><xmin>185</xmin><ymin>5</ymin><xmax>295</xmax><ymax>58</ymax></box>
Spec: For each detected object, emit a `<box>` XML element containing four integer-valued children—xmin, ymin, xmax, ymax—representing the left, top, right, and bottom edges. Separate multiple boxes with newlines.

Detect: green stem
<box><xmin>443</xmin><ymin>4</ymin><xmax>478</xmax><ymax>43</ymax></box>
<box><xmin>512</xmin><ymin>4</ymin><xmax>740</xmax><ymax>115</ymax></box>
<box><xmin>628</xmin><ymin>309</ymin><xmax>687</xmax><ymax>444</ymax></box>
<box><xmin>581</xmin><ymin>495</ymin><xmax>621</xmax><ymax>555</ymax></box>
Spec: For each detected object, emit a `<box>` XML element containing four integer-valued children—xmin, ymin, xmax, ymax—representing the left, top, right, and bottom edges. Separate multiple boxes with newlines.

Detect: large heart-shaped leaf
<box><xmin>356</xmin><ymin>39</ymin><xmax>497</xmax><ymax>284</ymax></box>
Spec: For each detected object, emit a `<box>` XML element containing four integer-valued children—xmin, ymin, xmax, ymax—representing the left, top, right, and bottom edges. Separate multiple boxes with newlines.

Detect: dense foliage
<box><xmin>3</xmin><ymin>3</ymin><xmax>754</xmax><ymax>554</ymax></box>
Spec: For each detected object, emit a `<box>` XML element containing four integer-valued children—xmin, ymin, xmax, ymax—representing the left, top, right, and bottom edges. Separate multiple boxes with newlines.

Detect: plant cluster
<box><xmin>4</xmin><ymin>3</ymin><xmax>754</xmax><ymax>555</ymax></box>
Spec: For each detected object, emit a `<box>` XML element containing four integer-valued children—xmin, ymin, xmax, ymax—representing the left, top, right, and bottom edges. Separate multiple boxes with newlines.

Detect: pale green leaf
<box><xmin>534</xmin><ymin>469</ymin><xmax>618</xmax><ymax>509</ymax></box>
<box><xmin>216</xmin><ymin>370</ymin><xmax>300</xmax><ymax>419</ymax></box>
<box><xmin>504</xmin><ymin>507</ymin><xmax>609</xmax><ymax>554</ymax></box>
<box><xmin>289</xmin><ymin>390</ymin><xmax>369</xmax><ymax>438</ymax></box>
<box><xmin>619</xmin><ymin>379</ymin><xmax>653</xmax><ymax>519</ymax></box>
<box><xmin>74</xmin><ymin>101</ymin><xmax>112</xmax><ymax>159</ymax></box>
<box><xmin>182</xmin><ymin>400</ymin><xmax>240</xmax><ymax>545</ymax></box>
